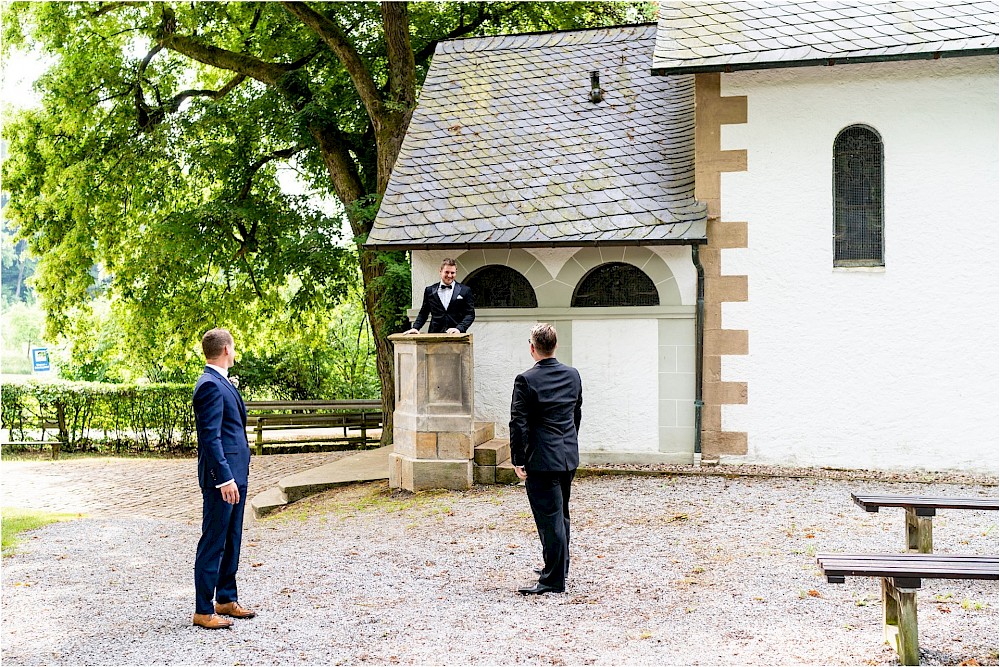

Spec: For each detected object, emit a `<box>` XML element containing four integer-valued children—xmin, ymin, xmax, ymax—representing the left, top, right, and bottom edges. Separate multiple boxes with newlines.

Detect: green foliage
<box><xmin>237</xmin><ymin>290</ymin><xmax>379</xmax><ymax>400</ymax></box>
<box><xmin>47</xmin><ymin>299</ymin><xmax>132</xmax><ymax>383</ymax></box>
<box><xmin>1</xmin><ymin>379</ymin><xmax>195</xmax><ymax>453</ymax></box>
<box><xmin>3</xmin><ymin>2</ymin><xmax>355</xmax><ymax>354</ymax></box>
<box><xmin>0</xmin><ymin>301</ymin><xmax>44</xmax><ymax>348</ymax></box>
<box><xmin>38</xmin><ymin>281</ymin><xmax>380</xmax><ymax>398</ymax></box>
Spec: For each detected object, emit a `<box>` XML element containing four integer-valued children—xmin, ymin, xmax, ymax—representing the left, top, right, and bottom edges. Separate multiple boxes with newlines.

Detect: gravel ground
<box><xmin>2</xmin><ymin>473</ymin><xmax>997</xmax><ymax>666</ymax></box>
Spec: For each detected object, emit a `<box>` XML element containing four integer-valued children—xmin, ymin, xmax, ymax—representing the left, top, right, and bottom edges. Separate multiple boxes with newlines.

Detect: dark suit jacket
<box><xmin>509</xmin><ymin>357</ymin><xmax>583</xmax><ymax>472</ymax></box>
<box><xmin>193</xmin><ymin>366</ymin><xmax>251</xmax><ymax>490</ymax></box>
<box><xmin>412</xmin><ymin>282</ymin><xmax>476</xmax><ymax>333</ymax></box>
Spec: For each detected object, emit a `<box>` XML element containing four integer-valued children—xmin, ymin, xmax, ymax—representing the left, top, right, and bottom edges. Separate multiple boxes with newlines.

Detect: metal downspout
<box><xmin>691</xmin><ymin>244</ymin><xmax>705</xmax><ymax>467</ymax></box>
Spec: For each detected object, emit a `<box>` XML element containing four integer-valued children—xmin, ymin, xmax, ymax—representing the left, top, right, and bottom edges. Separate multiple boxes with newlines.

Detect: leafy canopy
<box><xmin>2</xmin><ymin>1</ymin><xmax>654</xmax><ymax>380</ymax></box>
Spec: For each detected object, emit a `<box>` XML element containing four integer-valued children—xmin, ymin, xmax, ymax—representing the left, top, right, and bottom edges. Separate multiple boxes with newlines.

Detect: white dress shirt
<box><xmin>438</xmin><ymin>282</ymin><xmax>454</xmax><ymax>310</ymax></box>
<box><xmin>206</xmin><ymin>363</ymin><xmax>229</xmax><ymax>377</ymax></box>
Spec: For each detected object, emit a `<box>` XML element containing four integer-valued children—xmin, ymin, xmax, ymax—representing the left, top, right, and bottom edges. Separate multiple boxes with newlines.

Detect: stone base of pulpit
<box><xmin>388</xmin><ymin>333</ymin><xmax>475</xmax><ymax>492</ymax></box>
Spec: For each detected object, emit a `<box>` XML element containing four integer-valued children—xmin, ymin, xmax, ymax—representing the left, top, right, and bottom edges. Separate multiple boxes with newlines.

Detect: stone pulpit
<box><xmin>388</xmin><ymin>333</ymin><xmax>475</xmax><ymax>491</ymax></box>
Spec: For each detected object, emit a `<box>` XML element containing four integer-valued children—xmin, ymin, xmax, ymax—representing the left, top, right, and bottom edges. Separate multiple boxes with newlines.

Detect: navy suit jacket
<box><xmin>193</xmin><ymin>366</ymin><xmax>251</xmax><ymax>490</ymax></box>
<box><xmin>509</xmin><ymin>358</ymin><xmax>583</xmax><ymax>472</ymax></box>
<box><xmin>412</xmin><ymin>282</ymin><xmax>476</xmax><ymax>333</ymax></box>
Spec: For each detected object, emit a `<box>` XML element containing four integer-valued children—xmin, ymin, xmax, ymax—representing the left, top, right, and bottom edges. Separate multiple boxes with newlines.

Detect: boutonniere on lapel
<box><xmin>229</xmin><ymin>375</ymin><xmax>240</xmax><ymax>389</ymax></box>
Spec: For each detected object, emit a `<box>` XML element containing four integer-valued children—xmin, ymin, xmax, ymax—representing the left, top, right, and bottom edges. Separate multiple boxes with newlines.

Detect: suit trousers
<box><xmin>525</xmin><ymin>469</ymin><xmax>576</xmax><ymax>590</ymax></box>
<box><xmin>194</xmin><ymin>485</ymin><xmax>247</xmax><ymax>615</ymax></box>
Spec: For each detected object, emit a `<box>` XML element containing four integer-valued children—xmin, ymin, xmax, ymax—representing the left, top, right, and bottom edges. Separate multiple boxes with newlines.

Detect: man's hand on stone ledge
<box><xmin>404</xmin><ymin>328</ymin><xmax>419</xmax><ymax>334</ymax></box>
<box><xmin>446</xmin><ymin>328</ymin><xmax>460</xmax><ymax>334</ymax></box>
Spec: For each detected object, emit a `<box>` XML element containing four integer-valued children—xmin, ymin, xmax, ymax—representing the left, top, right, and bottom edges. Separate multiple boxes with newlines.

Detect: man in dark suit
<box><xmin>404</xmin><ymin>258</ymin><xmax>475</xmax><ymax>334</ymax></box>
<box><xmin>191</xmin><ymin>328</ymin><xmax>255</xmax><ymax>629</ymax></box>
<box><xmin>509</xmin><ymin>323</ymin><xmax>583</xmax><ymax>595</ymax></box>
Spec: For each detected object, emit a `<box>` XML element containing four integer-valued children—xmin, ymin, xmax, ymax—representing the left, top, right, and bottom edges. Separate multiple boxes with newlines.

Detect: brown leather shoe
<box><xmin>192</xmin><ymin>613</ymin><xmax>233</xmax><ymax>629</ymax></box>
<box><xmin>215</xmin><ymin>601</ymin><xmax>256</xmax><ymax>619</ymax></box>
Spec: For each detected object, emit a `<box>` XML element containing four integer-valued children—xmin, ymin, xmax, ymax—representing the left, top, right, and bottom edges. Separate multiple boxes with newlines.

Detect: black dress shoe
<box><xmin>518</xmin><ymin>583</ymin><xmax>564</xmax><ymax>595</ymax></box>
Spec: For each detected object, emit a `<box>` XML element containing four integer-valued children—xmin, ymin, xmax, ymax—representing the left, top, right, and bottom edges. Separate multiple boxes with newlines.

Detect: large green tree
<box><xmin>2</xmin><ymin>1</ymin><xmax>653</xmax><ymax>443</ymax></box>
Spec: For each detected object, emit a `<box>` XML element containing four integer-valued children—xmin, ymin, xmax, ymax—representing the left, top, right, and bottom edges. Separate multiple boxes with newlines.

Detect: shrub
<box><xmin>1</xmin><ymin>379</ymin><xmax>195</xmax><ymax>453</ymax></box>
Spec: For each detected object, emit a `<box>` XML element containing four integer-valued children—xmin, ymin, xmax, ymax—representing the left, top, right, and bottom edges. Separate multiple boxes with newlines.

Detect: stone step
<box><xmin>496</xmin><ymin>461</ymin><xmax>519</xmax><ymax>485</ymax></box>
<box><xmin>472</xmin><ymin>460</ymin><xmax>517</xmax><ymax>485</ymax></box>
<box><xmin>278</xmin><ymin>445</ymin><xmax>391</xmax><ymax>503</ymax></box>
<box><xmin>250</xmin><ymin>486</ymin><xmax>288</xmax><ymax>518</ymax></box>
<box><xmin>473</xmin><ymin>422</ymin><xmax>495</xmax><ymax>446</ymax></box>
<box><xmin>472</xmin><ymin>436</ymin><xmax>518</xmax><ymax>486</ymax></box>
<box><xmin>474</xmin><ymin>437</ymin><xmax>510</xmax><ymax>466</ymax></box>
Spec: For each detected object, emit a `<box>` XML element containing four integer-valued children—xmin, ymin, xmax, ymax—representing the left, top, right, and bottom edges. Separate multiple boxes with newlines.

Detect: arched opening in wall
<box><xmin>465</xmin><ymin>265</ymin><xmax>538</xmax><ymax>308</ymax></box>
<box><xmin>833</xmin><ymin>124</ymin><xmax>884</xmax><ymax>267</ymax></box>
<box><xmin>571</xmin><ymin>262</ymin><xmax>659</xmax><ymax>307</ymax></box>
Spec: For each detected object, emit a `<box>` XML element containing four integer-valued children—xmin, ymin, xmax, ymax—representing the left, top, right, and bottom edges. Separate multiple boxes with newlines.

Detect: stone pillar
<box><xmin>388</xmin><ymin>333</ymin><xmax>474</xmax><ymax>491</ymax></box>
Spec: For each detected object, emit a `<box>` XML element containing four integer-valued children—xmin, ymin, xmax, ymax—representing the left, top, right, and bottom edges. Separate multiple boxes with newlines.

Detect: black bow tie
<box><xmin>439</xmin><ymin>284</ymin><xmax>452</xmax><ymax>290</ymax></box>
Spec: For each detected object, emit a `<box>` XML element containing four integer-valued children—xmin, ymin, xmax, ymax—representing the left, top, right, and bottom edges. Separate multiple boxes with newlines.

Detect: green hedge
<box><xmin>1</xmin><ymin>380</ymin><xmax>195</xmax><ymax>453</ymax></box>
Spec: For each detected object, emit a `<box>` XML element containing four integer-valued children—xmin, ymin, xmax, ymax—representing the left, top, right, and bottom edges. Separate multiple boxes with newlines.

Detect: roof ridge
<box><xmin>438</xmin><ymin>23</ymin><xmax>658</xmax><ymax>55</ymax></box>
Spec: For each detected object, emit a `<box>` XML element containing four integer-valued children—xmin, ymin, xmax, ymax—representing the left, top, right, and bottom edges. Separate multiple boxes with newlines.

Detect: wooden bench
<box><xmin>245</xmin><ymin>400</ymin><xmax>382</xmax><ymax>455</ymax></box>
<box><xmin>1</xmin><ymin>419</ymin><xmax>63</xmax><ymax>459</ymax></box>
<box><xmin>816</xmin><ymin>553</ymin><xmax>998</xmax><ymax>665</ymax></box>
<box><xmin>851</xmin><ymin>494</ymin><xmax>999</xmax><ymax>553</ymax></box>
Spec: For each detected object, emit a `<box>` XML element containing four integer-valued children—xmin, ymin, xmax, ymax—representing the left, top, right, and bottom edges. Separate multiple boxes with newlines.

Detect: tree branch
<box><xmin>287</xmin><ymin>42</ymin><xmax>323</xmax><ymax>70</ymax></box>
<box><xmin>138</xmin><ymin>44</ymin><xmax>163</xmax><ymax>75</ymax></box>
<box><xmin>308</xmin><ymin>125</ymin><xmax>367</xmax><ymax>233</ymax></box>
<box><xmin>414</xmin><ymin>2</ymin><xmax>491</xmax><ymax>63</ymax></box>
<box><xmin>134</xmin><ymin>41</ymin><xmax>246</xmax><ymax>131</ymax></box>
<box><xmin>159</xmin><ymin>32</ymin><xmax>292</xmax><ymax>86</ymax></box>
<box><xmin>281</xmin><ymin>2</ymin><xmax>383</xmax><ymax>121</ymax></box>
<box><xmin>238</xmin><ymin>145</ymin><xmax>303</xmax><ymax>209</ymax></box>
<box><xmin>167</xmin><ymin>75</ymin><xmax>247</xmax><ymax>111</ymax></box>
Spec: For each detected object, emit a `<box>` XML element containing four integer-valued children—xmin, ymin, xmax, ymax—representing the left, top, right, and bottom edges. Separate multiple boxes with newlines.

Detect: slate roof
<box><xmin>651</xmin><ymin>1</ymin><xmax>1000</xmax><ymax>74</ymax></box>
<box><xmin>367</xmin><ymin>24</ymin><xmax>707</xmax><ymax>250</ymax></box>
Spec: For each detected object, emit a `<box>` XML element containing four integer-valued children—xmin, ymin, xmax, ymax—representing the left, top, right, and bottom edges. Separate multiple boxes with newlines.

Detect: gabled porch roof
<box><xmin>367</xmin><ymin>24</ymin><xmax>707</xmax><ymax>250</ymax></box>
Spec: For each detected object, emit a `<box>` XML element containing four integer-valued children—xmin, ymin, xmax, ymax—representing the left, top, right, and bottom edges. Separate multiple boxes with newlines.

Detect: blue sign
<box><xmin>31</xmin><ymin>348</ymin><xmax>50</xmax><ymax>372</ymax></box>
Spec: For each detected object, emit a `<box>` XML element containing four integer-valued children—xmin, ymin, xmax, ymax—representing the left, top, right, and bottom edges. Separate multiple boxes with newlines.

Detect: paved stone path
<box><xmin>0</xmin><ymin>452</ymin><xmax>354</xmax><ymax>522</ymax></box>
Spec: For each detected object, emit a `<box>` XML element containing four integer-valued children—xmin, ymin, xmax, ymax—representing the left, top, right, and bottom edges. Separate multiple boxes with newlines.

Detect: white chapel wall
<box><xmin>409</xmin><ymin>247</ymin><xmax>698</xmax><ymax>462</ymax></box>
<box><xmin>718</xmin><ymin>56</ymin><xmax>999</xmax><ymax>473</ymax></box>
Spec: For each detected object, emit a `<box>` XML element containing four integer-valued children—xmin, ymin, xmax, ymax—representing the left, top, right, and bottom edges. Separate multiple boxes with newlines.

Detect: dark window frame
<box><xmin>571</xmin><ymin>262</ymin><xmax>660</xmax><ymax>307</ymax></box>
<box><xmin>464</xmin><ymin>264</ymin><xmax>538</xmax><ymax>308</ymax></box>
<box><xmin>833</xmin><ymin>124</ymin><xmax>885</xmax><ymax>267</ymax></box>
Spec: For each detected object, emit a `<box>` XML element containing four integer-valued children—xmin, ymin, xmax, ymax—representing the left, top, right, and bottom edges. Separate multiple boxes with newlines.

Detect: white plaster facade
<box><xmin>409</xmin><ymin>247</ymin><xmax>699</xmax><ymax>463</ymax></box>
<box><xmin>717</xmin><ymin>56</ymin><xmax>999</xmax><ymax>473</ymax></box>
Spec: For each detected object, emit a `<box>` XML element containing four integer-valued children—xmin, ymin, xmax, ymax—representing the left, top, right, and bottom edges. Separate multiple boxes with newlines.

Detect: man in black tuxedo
<box><xmin>404</xmin><ymin>258</ymin><xmax>475</xmax><ymax>334</ymax></box>
<box><xmin>191</xmin><ymin>328</ymin><xmax>255</xmax><ymax>629</ymax></box>
<box><xmin>509</xmin><ymin>323</ymin><xmax>583</xmax><ymax>595</ymax></box>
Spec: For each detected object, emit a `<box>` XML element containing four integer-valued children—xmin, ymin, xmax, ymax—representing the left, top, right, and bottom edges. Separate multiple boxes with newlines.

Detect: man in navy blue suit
<box><xmin>509</xmin><ymin>323</ymin><xmax>583</xmax><ymax>595</ymax></box>
<box><xmin>404</xmin><ymin>258</ymin><xmax>476</xmax><ymax>334</ymax></box>
<box><xmin>192</xmin><ymin>328</ymin><xmax>255</xmax><ymax>629</ymax></box>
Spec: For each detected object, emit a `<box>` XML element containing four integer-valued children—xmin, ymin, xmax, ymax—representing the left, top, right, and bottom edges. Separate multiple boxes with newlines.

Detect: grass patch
<box><xmin>2</xmin><ymin>507</ymin><xmax>81</xmax><ymax>556</ymax></box>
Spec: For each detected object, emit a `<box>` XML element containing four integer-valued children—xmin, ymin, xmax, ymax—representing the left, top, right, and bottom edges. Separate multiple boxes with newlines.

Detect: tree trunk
<box><xmin>312</xmin><ymin>122</ymin><xmax>408</xmax><ymax>448</ymax></box>
<box><xmin>358</xmin><ymin>248</ymin><xmax>399</xmax><ymax>447</ymax></box>
<box><xmin>15</xmin><ymin>257</ymin><xmax>25</xmax><ymax>300</ymax></box>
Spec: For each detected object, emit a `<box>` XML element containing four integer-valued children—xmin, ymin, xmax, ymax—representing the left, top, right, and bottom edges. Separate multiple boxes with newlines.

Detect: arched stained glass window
<box><xmin>465</xmin><ymin>265</ymin><xmax>537</xmax><ymax>308</ymax></box>
<box><xmin>571</xmin><ymin>262</ymin><xmax>659</xmax><ymax>307</ymax></box>
<box><xmin>834</xmin><ymin>125</ymin><xmax>884</xmax><ymax>266</ymax></box>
